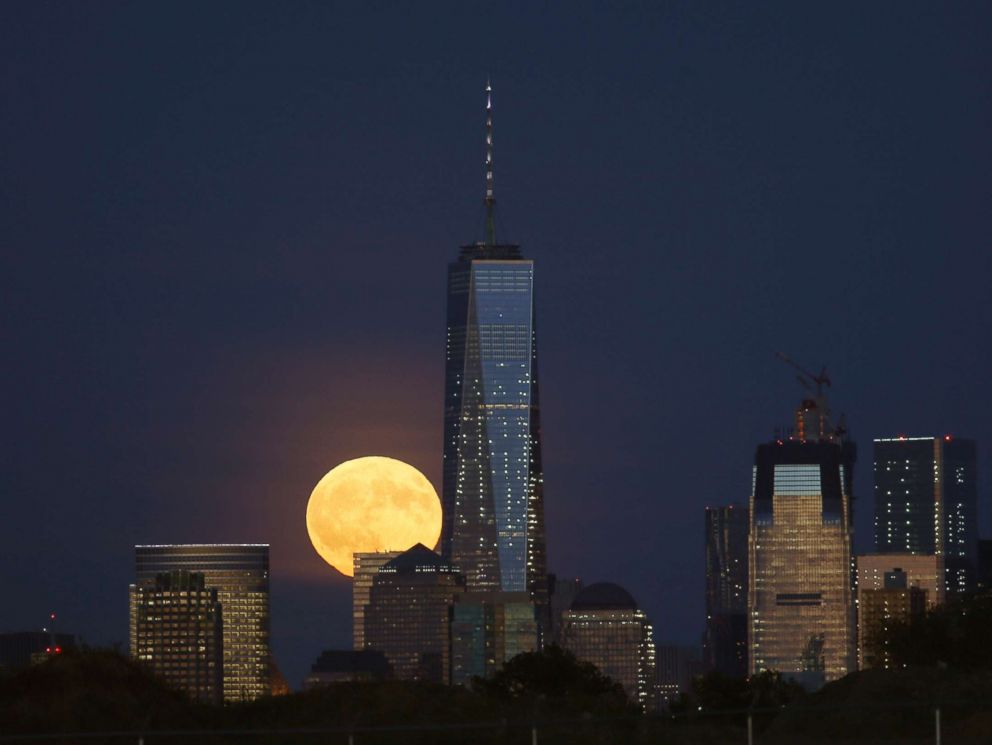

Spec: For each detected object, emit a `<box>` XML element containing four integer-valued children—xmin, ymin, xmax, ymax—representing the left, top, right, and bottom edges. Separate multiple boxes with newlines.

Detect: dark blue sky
<box><xmin>2</xmin><ymin>2</ymin><xmax>990</xmax><ymax>688</ymax></box>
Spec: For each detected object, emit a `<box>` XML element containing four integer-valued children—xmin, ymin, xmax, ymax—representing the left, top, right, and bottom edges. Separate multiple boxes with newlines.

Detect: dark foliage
<box><xmin>877</xmin><ymin>592</ymin><xmax>992</xmax><ymax>671</ymax></box>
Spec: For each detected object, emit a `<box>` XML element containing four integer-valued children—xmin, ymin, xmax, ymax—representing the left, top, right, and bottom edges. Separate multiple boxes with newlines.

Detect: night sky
<box><xmin>2</xmin><ymin>2</ymin><xmax>990</xmax><ymax>688</ymax></box>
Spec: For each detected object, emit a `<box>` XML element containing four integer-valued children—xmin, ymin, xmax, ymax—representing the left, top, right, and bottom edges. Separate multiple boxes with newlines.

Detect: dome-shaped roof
<box><xmin>570</xmin><ymin>582</ymin><xmax>638</xmax><ymax>610</ymax></box>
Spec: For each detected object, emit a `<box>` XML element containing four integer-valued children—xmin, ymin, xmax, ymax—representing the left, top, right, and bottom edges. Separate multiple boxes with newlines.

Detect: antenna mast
<box><xmin>484</xmin><ymin>79</ymin><xmax>496</xmax><ymax>245</ymax></box>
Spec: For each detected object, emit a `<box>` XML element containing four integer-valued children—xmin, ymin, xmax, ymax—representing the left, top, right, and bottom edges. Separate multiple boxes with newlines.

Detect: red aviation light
<box><xmin>944</xmin><ymin>435</ymin><xmax>952</xmax><ymax>442</ymax></box>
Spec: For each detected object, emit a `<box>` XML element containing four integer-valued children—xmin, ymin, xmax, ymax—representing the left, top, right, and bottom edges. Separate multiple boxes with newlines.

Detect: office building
<box><xmin>874</xmin><ymin>436</ymin><xmax>978</xmax><ymax>594</ymax></box>
<box><xmin>855</xmin><ymin>553</ymin><xmax>941</xmax><ymax>669</ymax></box>
<box><xmin>364</xmin><ymin>543</ymin><xmax>464</xmax><ymax>683</ymax></box>
<box><xmin>561</xmin><ymin>582</ymin><xmax>656</xmax><ymax>710</ymax></box>
<box><xmin>450</xmin><ymin>591</ymin><xmax>538</xmax><ymax>685</ymax></box>
<box><xmin>440</xmin><ymin>83</ymin><xmax>548</xmax><ymax>635</ymax></box>
<box><xmin>856</xmin><ymin>553</ymin><xmax>943</xmax><ymax>609</ymax></box>
<box><xmin>704</xmin><ymin>504</ymin><xmax>748</xmax><ymax>677</ymax></box>
<box><xmin>548</xmin><ymin>575</ymin><xmax>583</xmax><ymax>644</ymax></box>
<box><xmin>132</xmin><ymin>544</ymin><xmax>270</xmax><ymax>702</ymax></box>
<box><xmin>353</xmin><ymin>551</ymin><xmax>402</xmax><ymax>650</ymax></box>
<box><xmin>656</xmin><ymin>644</ymin><xmax>705</xmax><ymax>706</ymax></box>
<box><xmin>858</xmin><ymin>570</ymin><xmax>926</xmax><ymax>670</ymax></box>
<box><xmin>303</xmin><ymin>649</ymin><xmax>391</xmax><ymax>688</ymax></box>
<box><xmin>133</xmin><ymin>571</ymin><xmax>223</xmax><ymax>704</ymax></box>
<box><xmin>748</xmin><ymin>390</ymin><xmax>856</xmax><ymax>686</ymax></box>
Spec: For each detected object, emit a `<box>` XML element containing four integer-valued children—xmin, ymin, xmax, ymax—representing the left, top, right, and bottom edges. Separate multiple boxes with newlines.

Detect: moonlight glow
<box><xmin>305</xmin><ymin>456</ymin><xmax>442</xmax><ymax>577</ymax></box>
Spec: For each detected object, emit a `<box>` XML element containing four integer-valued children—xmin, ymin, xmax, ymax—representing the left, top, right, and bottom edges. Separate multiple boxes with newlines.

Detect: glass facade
<box><xmin>441</xmin><ymin>244</ymin><xmax>548</xmax><ymax>633</ymax></box>
<box><xmin>873</xmin><ymin>437</ymin><xmax>978</xmax><ymax>594</ymax></box>
<box><xmin>133</xmin><ymin>571</ymin><xmax>223</xmax><ymax>704</ymax></box>
<box><xmin>133</xmin><ymin>544</ymin><xmax>270</xmax><ymax>702</ymax></box>
<box><xmin>749</xmin><ymin>439</ymin><xmax>856</xmax><ymax>684</ymax></box>
<box><xmin>449</xmin><ymin>591</ymin><xmax>538</xmax><ymax>685</ymax></box>
<box><xmin>704</xmin><ymin>504</ymin><xmax>748</xmax><ymax>677</ymax></box>
<box><xmin>352</xmin><ymin>551</ymin><xmax>401</xmax><ymax>651</ymax></box>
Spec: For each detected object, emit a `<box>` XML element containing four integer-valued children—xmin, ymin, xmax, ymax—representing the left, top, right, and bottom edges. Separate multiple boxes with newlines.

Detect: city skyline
<box><xmin>2</xmin><ymin>3</ymin><xmax>990</xmax><ymax>689</ymax></box>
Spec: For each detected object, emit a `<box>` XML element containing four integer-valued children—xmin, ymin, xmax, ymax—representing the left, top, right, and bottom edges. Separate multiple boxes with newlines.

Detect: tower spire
<box><xmin>484</xmin><ymin>78</ymin><xmax>495</xmax><ymax>245</ymax></box>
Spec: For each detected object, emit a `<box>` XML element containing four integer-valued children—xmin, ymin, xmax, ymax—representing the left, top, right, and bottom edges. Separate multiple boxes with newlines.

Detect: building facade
<box><xmin>450</xmin><ymin>591</ymin><xmax>538</xmax><ymax>685</ymax></box>
<box><xmin>873</xmin><ymin>436</ymin><xmax>978</xmax><ymax>594</ymax></box>
<box><xmin>704</xmin><ymin>504</ymin><xmax>748</xmax><ymax>677</ymax></box>
<box><xmin>133</xmin><ymin>571</ymin><xmax>223</xmax><ymax>704</ymax></box>
<box><xmin>440</xmin><ymin>84</ymin><xmax>549</xmax><ymax>637</ymax></box>
<box><xmin>748</xmin><ymin>396</ymin><xmax>857</xmax><ymax>685</ymax></box>
<box><xmin>858</xmin><ymin>570</ymin><xmax>927</xmax><ymax>670</ymax></box>
<box><xmin>364</xmin><ymin>543</ymin><xmax>464</xmax><ymax>684</ymax></box>
<box><xmin>353</xmin><ymin>551</ymin><xmax>402</xmax><ymax>650</ymax></box>
<box><xmin>656</xmin><ymin>644</ymin><xmax>705</xmax><ymax>706</ymax></box>
<box><xmin>132</xmin><ymin>544</ymin><xmax>270</xmax><ymax>702</ymax></box>
<box><xmin>561</xmin><ymin>582</ymin><xmax>656</xmax><ymax>710</ymax></box>
<box><xmin>856</xmin><ymin>553</ymin><xmax>943</xmax><ymax>609</ymax></box>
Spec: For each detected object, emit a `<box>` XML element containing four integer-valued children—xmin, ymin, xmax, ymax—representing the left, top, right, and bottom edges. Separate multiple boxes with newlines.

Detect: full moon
<box><xmin>306</xmin><ymin>456</ymin><xmax>443</xmax><ymax>577</ymax></box>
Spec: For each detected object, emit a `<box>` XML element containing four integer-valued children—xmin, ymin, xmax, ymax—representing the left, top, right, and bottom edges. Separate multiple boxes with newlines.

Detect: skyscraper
<box><xmin>748</xmin><ymin>382</ymin><xmax>856</xmax><ymax>686</ymax></box>
<box><xmin>440</xmin><ymin>83</ymin><xmax>548</xmax><ymax>634</ymax></box>
<box><xmin>352</xmin><ymin>550</ymin><xmax>401</xmax><ymax>650</ymax></box>
<box><xmin>873</xmin><ymin>436</ymin><xmax>978</xmax><ymax>594</ymax></box>
<box><xmin>132</xmin><ymin>544</ymin><xmax>270</xmax><ymax>702</ymax></box>
<box><xmin>704</xmin><ymin>504</ymin><xmax>748</xmax><ymax>677</ymax></box>
<box><xmin>364</xmin><ymin>543</ymin><xmax>465</xmax><ymax>683</ymax></box>
<box><xmin>133</xmin><ymin>570</ymin><xmax>223</xmax><ymax>704</ymax></box>
<box><xmin>560</xmin><ymin>582</ymin><xmax>657</xmax><ymax>710</ymax></box>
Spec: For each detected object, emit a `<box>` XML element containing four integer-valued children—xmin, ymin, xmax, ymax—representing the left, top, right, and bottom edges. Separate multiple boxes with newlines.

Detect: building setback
<box><xmin>748</xmin><ymin>393</ymin><xmax>856</xmax><ymax>686</ymax></box>
<box><xmin>440</xmin><ymin>83</ymin><xmax>548</xmax><ymax>638</ymax></box>
<box><xmin>364</xmin><ymin>543</ymin><xmax>464</xmax><ymax>684</ymax></box>
<box><xmin>873</xmin><ymin>436</ymin><xmax>978</xmax><ymax>595</ymax></box>
<box><xmin>133</xmin><ymin>571</ymin><xmax>223</xmax><ymax>704</ymax></box>
<box><xmin>704</xmin><ymin>504</ymin><xmax>748</xmax><ymax>677</ymax></box>
<box><xmin>561</xmin><ymin>582</ymin><xmax>656</xmax><ymax>710</ymax></box>
<box><xmin>131</xmin><ymin>544</ymin><xmax>270</xmax><ymax>702</ymax></box>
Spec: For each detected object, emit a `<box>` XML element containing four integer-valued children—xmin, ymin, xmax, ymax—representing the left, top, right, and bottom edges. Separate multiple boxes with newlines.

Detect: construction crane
<box><xmin>775</xmin><ymin>352</ymin><xmax>841</xmax><ymax>441</ymax></box>
<box><xmin>775</xmin><ymin>351</ymin><xmax>831</xmax><ymax>397</ymax></box>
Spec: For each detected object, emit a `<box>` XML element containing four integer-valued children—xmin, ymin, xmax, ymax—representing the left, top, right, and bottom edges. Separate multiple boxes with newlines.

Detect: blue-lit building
<box><xmin>440</xmin><ymin>83</ymin><xmax>548</xmax><ymax>636</ymax></box>
<box><xmin>873</xmin><ymin>436</ymin><xmax>978</xmax><ymax>595</ymax></box>
<box><xmin>450</xmin><ymin>591</ymin><xmax>538</xmax><ymax>685</ymax></box>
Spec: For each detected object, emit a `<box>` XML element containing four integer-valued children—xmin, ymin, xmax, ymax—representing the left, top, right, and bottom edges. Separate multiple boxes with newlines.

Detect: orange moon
<box><xmin>306</xmin><ymin>456</ymin><xmax>442</xmax><ymax>577</ymax></box>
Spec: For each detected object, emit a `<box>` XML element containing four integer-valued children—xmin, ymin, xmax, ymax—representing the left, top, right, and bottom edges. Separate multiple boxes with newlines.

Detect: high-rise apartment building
<box><xmin>855</xmin><ymin>553</ymin><xmax>941</xmax><ymax>669</ymax></box>
<box><xmin>364</xmin><ymin>543</ymin><xmax>465</xmax><ymax>684</ymax></box>
<box><xmin>353</xmin><ymin>551</ymin><xmax>402</xmax><ymax>650</ymax></box>
<box><xmin>858</xmin><ymin>570</ymin><xmax>926</xmax><ymax>670</ymax></box>
<box><xmin>450</xmin><ymin>591</ymin><xmax>538</xmax><ymax>685</ymax></box>
<box><xmin>440</xmin><ymin>83</ymin><xmax>548</xmax><ymax>636</ymax></box>
<box><xmin>561</xmin><ymin>582</ymin><xmax>656</xmax><ymax>710</ymax></box>
<box><xmin>131</xmin><ymin>544</ymin><xmax>270</xmax><ymax>702</ymax></box>
<box><xmin>748</xmin><ymin>388</ymin><xmax>856</xmax><ymax>686</ymax></box>
<box><xmin>133</xmin><ymin>571</ymin><xmax>223</xmax><ymax>704</ymax></box>
<box><xmin>704</xmin><ymin>504</ymin><xmax>748</xmax><ymax>677</ymax></box>
<box><xmin>873</xmin><ymin>436</ymin><xmax>978</xmax><ymax>594</ymax></box>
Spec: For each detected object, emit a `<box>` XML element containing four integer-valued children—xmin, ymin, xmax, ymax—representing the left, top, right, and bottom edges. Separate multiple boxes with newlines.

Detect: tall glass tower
<box><xmin>440</xmin><ymin>83</ymin><xmax>548</xmax><ymax>633</ymax></box>
<box><xmin>748</xmin><ymin>387</ymin><xmax>857</xmax><ymax>686</ymax></box>
<box><xmin>873</xmin><ymin>436</ymin><xmax>978</xmax><ymax>594</ymax></box>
